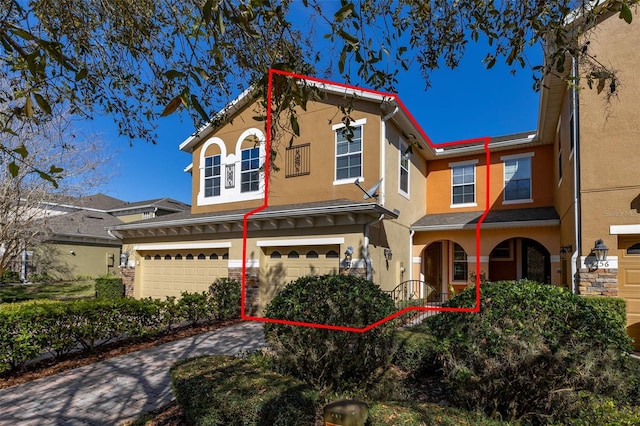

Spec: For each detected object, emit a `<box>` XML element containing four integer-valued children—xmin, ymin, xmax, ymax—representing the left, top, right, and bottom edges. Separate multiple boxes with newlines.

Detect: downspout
<box><xmin>380</xmin><ymin>105</ymin><xmax>399</xmax><ymax>206</ymax></box>
<box><xmin>364</xmin><ymin>214</ymin><xmax>385</xmax><ymax>280</ymax></box>
<box><xmin>571</xmin><ymin>55</ymin><xmax>582</xmax><ymax>294</ymax></box>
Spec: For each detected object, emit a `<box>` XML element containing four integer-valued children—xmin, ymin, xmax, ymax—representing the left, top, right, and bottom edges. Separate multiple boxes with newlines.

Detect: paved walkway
<box><xmin>0</xmin><ymin>321</ymin><xmax>265</xmax><ymax>426</ymax></box>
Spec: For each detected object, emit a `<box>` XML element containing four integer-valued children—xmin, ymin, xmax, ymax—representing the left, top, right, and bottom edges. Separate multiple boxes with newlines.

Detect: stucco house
<box><xmin>25</xmin><ymin>194</ymin><xmax>189</xmax><ymax>281</ymax></box>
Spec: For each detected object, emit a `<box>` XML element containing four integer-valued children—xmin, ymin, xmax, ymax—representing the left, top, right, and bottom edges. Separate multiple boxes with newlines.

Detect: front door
<box><xmin>424</xmin><ymin>242</ymin><xmax>443</xmax><ymax>294</ymax></box>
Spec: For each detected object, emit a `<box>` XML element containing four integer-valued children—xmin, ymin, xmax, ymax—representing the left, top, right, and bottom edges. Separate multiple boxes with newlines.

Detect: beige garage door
<box><xmin>259</xmin><ymin>246</ymin><xmax>340</xmax><ymax>312</ymax></box>
<box><xmin>618</xmin><ymin>237</ymin><xmax>640</xmax><ymax>350</ymax></box>
<box><xmin>139</xmin><ymin>250</ymin><xmax>229</xmax><ymax>299</ymax></box>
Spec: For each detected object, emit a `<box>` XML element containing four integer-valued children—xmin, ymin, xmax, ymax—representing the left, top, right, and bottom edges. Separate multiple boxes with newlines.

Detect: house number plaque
<box><xmin>225</xmin><ymin>164</ymin><xmax>235</xmax><ymax>188</ymax></box>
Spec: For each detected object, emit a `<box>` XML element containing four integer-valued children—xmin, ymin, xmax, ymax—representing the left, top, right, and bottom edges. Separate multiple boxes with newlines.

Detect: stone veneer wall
<box><xmin>228</xmin><ymin>266</ymin><xmax>260</xmax><ymax>316</ymax></box>
<box><xmin>577</xmin><ymin>268</ymin><xmax>618</xmax><ymax>296</ymax></box>
<box><xmin>120</xmin><ymin>266</ymin><xmax>135</xmax><ymax>298</ymax></box>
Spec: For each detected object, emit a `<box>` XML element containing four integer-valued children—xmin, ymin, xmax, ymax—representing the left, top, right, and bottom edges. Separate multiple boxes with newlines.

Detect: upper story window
<box><xmin>142</xmin><ymin>211</ymin><xmax>154</xmax><ymax>220</ymax></box>
<box><xmin>450</xmin><ymin>160</ymin><xmax>477</xmax><ymax>207</ymax></box>
<box><xmin>241</xmin><ymin>147</ymin><xmax>260</xmax><ymax>192</ymax></box>
<box><xmin>204</xmin><ymin>154</ymin><xmax>221</xmax><ymax>197</ymax></box>
<box><xmin>399</xmin><ymin>139</ymin><xmax>409</xmax><ymax>197</ymax></box>
<box><xmin>502</xmin><ymin>153</ymin><xmax>533</xmax><ymax>203</ymax></box>
<box><xmin>333</xmin><ymin>118</ymin><xmax>366</xmax><ymax>183</ymax></box>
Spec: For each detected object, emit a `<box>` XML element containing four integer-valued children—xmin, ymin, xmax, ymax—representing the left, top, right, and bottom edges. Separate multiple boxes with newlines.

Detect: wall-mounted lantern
<box><xmin>593</xmin><ymin>239</ymin><xmax>609</xmax><ymax>263</ymax></box>
<box><xmin>559</xmin><ymin>244</ymin><xmax>572</xmax><ymax>260</ymax></box>
<box><xmin>344</xmin><ymin>246</ymin><xmax>354</xmax><ymax>269</ymax></box>
<box><xmin>383</xmin><ymin>248</ymin><xmax>393</xmax><ymax>261</ymax></box>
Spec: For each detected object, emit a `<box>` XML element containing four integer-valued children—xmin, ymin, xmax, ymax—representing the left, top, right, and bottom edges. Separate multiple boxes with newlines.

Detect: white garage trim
<box><xmin>256</xmin><ymin>237</ymin><xmax>344</xmax><ymax>247</ymax></box>
<box><xmin>610</xmin><ymin>225</ymin><xmax>640</xmax><ymax>235</ymax></box>
<box><xmin>134</xmin><ymin>242</ymin><xmax>232</xmax><ymax>251</ymax></box>
<box><xmin>228</xmin><ymin>259</ymin><xmax>260</xmax><ymax>268</ymax></box>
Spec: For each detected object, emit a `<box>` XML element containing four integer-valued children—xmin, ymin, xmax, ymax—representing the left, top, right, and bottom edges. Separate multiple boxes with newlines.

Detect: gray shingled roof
<box><xmin>110</xmin><ymin>199</ymin><xmax>397</xmax><ymax>230</ymax></box>
<box><xmin>108</xmin><ymin>197</ymin><xmax>190</xmax><ymax>213</ymax></box>
<box><xmin>44</xmin><ymin>210</ymin><xmax>123</xmax><ymax>242</ymax></box>
<box><xmin>75</xmin><ymin>194</ymin><xmax>127</xmax><ymax>210</ymax></box>
<box><xmin>412</xmin><ymin>207</ymin><xmax>559</xmax><ymax>230</ymax></box>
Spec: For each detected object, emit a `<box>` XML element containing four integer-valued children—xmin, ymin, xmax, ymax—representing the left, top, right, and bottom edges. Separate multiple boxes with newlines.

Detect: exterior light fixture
<box><xmin>344</xmin><ymin>246</ymin><xmax>354</xmax><ymax>268</ymax></box>
<box><xmin>384</xmin><ymin>248</ymin><xmax>393</xmax><ymax>261</ymax></box>
<box><xmin>559</xmin><ymin>244</ymin><xmax>572</xmax><ymax>260</ymax></box>
<box><xmin>593</xmin><ymin>239</ymin><xmax>609</xmax><ymax>263</ymax></box>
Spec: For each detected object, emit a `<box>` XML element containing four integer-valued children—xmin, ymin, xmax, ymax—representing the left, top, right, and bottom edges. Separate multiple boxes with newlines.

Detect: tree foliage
<box><xmin>0</xmin><ymin>0</ymin><xmax>636</xmax><ymax>177</ymax></box>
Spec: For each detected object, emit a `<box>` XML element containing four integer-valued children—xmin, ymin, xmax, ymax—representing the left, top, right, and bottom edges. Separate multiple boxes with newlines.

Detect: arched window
<box><xmin>164</xmin><ymin>254</ymin><xmax>171</xmax><ymax>260</ymax></box>
<box><xmin>144</xmin><ymin>255</ymin><xmax>151</xmax><ymax>260</ymax></box>
<box><xmin>154</xmin><ymin>254</ymin><xmax>161</xmax><ymax>260</ymax></box>
<box><xmin>452</xmin><ymin>243</ymin><xmax>468</xmax><ymax>281</ymax></box>
<box><xmin>198</xmin><ymin>253</ymin><xmax>206</xmax><ymax>260</ymax></box>
<box><xmin>628</xmin><ymin>243</ymin><xmax>640</xmax><ymax>255</ymax></box>
<box><xmin>270</xmin><ymin>251</ymin><xmax>281</xmax><ymax>259</ymax></box>
<box><xmin>306</xmin><ymin>251</ymin><xmax>319</xmax><ymax>259</ymax></box>
<box><xmin>222</xmin><ymin>253</ymin><xmax>229</xmax><ymax>259</ymax></box>
<box><xmin>175</xmin><ymin>254</ymin><xmax>183</xmax><ymax>260</ymax></box>
<box><xmin>210</xmin><ymin>253</ymin><xmax>219</xmax><ymax>259</ymax></box>
<box><xmin>186</xmin><ymin>253</ymin><xmax>194</xmax><ymax>260</ymax></box>
<box><xmin>288</xmin><ymin>251</ymin><xmax>299</xmax><ymax>259</ymax></box>
<box><xmin>326</xmin><ymin>250</ymin><xmax>339</xmax><ymax>259</ymax></box>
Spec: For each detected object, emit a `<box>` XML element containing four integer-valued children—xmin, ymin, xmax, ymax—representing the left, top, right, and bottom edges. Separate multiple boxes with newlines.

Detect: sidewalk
<box><xmin>0</xmin><ymin>321</ymin><xmax>265</xmax><ymax>426</ymax></box>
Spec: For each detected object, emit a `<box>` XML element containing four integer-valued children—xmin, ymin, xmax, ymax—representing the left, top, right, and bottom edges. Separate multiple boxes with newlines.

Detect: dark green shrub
<box><xmin>393</xmin><ymin>325</ymin><xmax>439</xmax><ymax>376</ymax></box>
<box><xmin>177</xmin><ymin>291</ymin><xmax>213</xmax><ymax>325</ymax></box>
<box><xmin>94</xmin><ymin>276</ymin><xmax>124</xmax><ymax>300</ymax></box>
<box><xmin>263</xmin><ymin>274</ymin><xmax>397</xmax><ymax>390</ymax></box>
<box><xmin>171</xmin><ymin>354</ymin><xmax>318</xmax><ymax>425</ymax></box>
<box><xmin>1</xmin><ymin>270</ymin><xmax>20</xmax><ymax>284</ymax></box>
<box><xmin>208</xmin><ymin>278</ymin><xmax>241</xmax><ymax>320</ymax></box>
<box><xmin>426</xmin><ymin>280</ymin><xmax>633</xmax><ymax>422</ymax></box>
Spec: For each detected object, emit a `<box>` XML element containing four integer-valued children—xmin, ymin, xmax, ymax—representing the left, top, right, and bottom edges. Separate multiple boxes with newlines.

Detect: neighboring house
<box><xmin>26</xmin><ymin>194</ymin><xmax>190</xmax><ymax>281</ymax></box>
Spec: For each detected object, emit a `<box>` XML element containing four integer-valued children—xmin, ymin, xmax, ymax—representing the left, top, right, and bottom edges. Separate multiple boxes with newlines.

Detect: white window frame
<box><xmin>204</xmin><ymin>154</ymin><xmax>221</xmax><ymax>197</ymax></box>
<box><xmin>399</xmin><ymin>138</ymin><xmax>410</xmax><ymax>198</ymax></box>
<box><xmin>451</xmin><ymin>242</ymin><xmax>468</xmax><ymax>282</ymax></box>
<box><xmin>240</xmin><ymin>146</ymin><xmax>260</xmax><ymax>193</ymax></box>
<box><xmin>449</xmin><ymin>159</ymin><xmax>478</xmax><ymax>208</ymax></box>
<box><xmin>333</xmin><ymin>118</ymin><xmax>366</xmax><ymax>185</ymax></box>
<box><xmin>501</xmin><ymin>152</ymin><xmax>534</xmax><ymax>204</ymax></box>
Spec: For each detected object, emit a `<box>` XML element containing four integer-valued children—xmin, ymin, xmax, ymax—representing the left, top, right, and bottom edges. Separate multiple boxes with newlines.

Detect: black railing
<box><xmin>385</xmin><ymin>280</ymin><xmax>449</xmax><ymax>311</ymax></box>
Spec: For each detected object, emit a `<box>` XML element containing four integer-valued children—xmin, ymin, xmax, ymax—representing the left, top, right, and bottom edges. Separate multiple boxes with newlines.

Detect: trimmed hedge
<box><xmin>171</xmin><ymin>354</ymin><xmax>318</xmax><ymax>425</ymax></box>
<box><xmin>426</xmin><ymin>280</ymin><xmax>634</xmax><ymax>422</ymax></box>
<box><xmin>263</xmin><ymin>274</ymin><xmax>397</xmax><ymax>390</ymax></box>
<box><xmin>208</xmin><ymin>278</ymin><xmax>241</xmax><ymax>320</ymax></box>
<box><xmin>0</xmin><ymin>288</ymin><xmax>229</xmax><ymax>374</ymax></box>
<box><xmin>94</xmin><ymin>276</ymin><xmax>124</xmax><ymax>300</ymax></box>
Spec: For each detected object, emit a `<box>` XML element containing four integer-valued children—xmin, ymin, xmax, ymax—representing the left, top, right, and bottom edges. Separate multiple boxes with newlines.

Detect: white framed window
<box><xmin>333</xmin><ymin>118</ymin><xmax>366</xmax><ymax>183</ymax></box>
<box><xmin>399</xmin><ymin>139</ymin><xmax>409</xmax><ymax>197</ymax></box>
<box><xmin>241</xmin><ymin>147</ymin><xmax>260</xmax><ymax>192</ymax></box>
<box><xmin>450</xmin><ymin>160</ymin><xmax>477</xmax><ymax>207</ymax></box>
<box><xmin>502</xmin><ymin>153</ymin><xmax>533</xmax><ymax>203</ymax></box>
<box><xmin>452</xmin><ymin>243</ymin><xmax>468</xmax><ymax>281</ymax></box>
<box><xmin>204</xmin><ymin>154</ymin><xmax>221</xmax><ymax>197</ymax></box>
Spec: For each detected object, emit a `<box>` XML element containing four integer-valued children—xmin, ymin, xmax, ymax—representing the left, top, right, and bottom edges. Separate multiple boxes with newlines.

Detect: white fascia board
<box><xmin>610</xmin><ymin>224</ymin><xmax>640</xmax><ymax>235</ymax></box>
<box><xmin>184</xmin><ymin>163</ymin><xmax>193</xmax><ymax>173</ymax></box>
<box><xmin>305</xmin><ymin>80</ymin><xmax>389</xmax><ymax>103</ymax></box>
<box><xmin>257</xmin><ymin>237</ymin><xmax>344</xmax><ymax>247</ymax></box>
<box><xmin>228</xmin><ymin>259</ymin><xmax>259</xmax><ymax>268</ymax></box>
<box><xmin>179</xmin><ymin>86</ymin><xmax>255</xmax><ymax>153</ymax></box>
<box><xmin>435</xmin><ymin>134</ymin><xmax>538</xmax><ymax>157</ymax></box>
<box><xmin>133</xmin><ymin>242</ymin><xmax>232</xmax><ymax>251</ymax></box>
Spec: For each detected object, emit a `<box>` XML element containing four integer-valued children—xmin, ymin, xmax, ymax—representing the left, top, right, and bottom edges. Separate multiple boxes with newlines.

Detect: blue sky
<box><xmin>88</xmin><ymin>14</ymin><xmax>543</xmax><ymax>205</ymax></box>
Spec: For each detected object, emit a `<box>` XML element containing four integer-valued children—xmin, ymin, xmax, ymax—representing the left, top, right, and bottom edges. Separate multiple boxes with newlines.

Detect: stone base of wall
<box><xmin>228</xmin><ymin>267</ymin><xmax>260</xmax><ymax>316</ymax></box>
<box><xmin>340</xmin><ymin>267</ymin><xmax>367</xmax><ymax>278</ymax></box>
<box><xmin>120</xmin><ymin>266</ymin><xmax>135</xmax><ymax>298</ymax></box>
<box><xmin>577</xmin><ymin>268</ymin><xmax>618</xmax><ymax>296</ymax></box>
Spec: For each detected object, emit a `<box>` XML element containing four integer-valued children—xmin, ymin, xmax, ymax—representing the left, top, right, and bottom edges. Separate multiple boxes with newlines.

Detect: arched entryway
<box><xmin>421</xmin><ymin>240</ymin><xmax>470</xmax><ymax>295</ymax></box>
<box><xmin>489</xmin><ymin>237</ymin><xmax>551</xmax><ymax>284</ymax></box>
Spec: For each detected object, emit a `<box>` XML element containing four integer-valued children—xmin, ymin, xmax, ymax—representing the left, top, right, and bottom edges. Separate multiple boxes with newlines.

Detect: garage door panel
<box><xmin>139</xmin><ymin>252</ymin><xmax>228</xmax><ymax>299</ymax></box>
<box><xmin>618</xmin><ymin>236</ymin><xmax>640</xmax><ymax>350</ymax></box>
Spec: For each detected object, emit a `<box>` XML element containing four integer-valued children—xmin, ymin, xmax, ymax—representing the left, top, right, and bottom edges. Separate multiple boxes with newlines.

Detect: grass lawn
<box><xmin>0</xmin><ymin>280</ymin><xmax>95</xmax><ymax>303</ymax></box>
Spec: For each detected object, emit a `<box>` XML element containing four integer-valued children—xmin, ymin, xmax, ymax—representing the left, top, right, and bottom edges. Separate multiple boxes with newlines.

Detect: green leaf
<box><xmin>13</xmin><ymin>145</ymin><xmax>28</xmax><ymax>159</ymax></box>
<box><xmin>202</xmin><ymin>0</ymin><xmax>213</xmax><ymax>23</ymax></box>
<box><xmin>164</xmin><ymin>70</ymin><xmax>186</xmax><ymax>79</ymax></box>
<box><xmin>190</xmin><ymin>95</ymin><xmax>210</xmax><ymax>122</ymax></box>
<box><xmin>24</xmin><ymin>95</ymin><xmax>33</xmax><ymax>117</ymax></box>
<box><xmin>290</xmin><ymin>115</ymin><xmax>300</xmax><ymax>137</ymax></box>
<box><xmin>8</xmin><ymin>161</ymin><xmax>18</xmax><ymax>177</ymax></box>
<box><xmin>38</xmin><ymin>171</ymin><xmax>59</xmax><ymax>188</ymax></box>
<box><xmin>334</xmin><ymin>3</ymin><xmax>355</xmax><ymax>22</ymax></box>
<box><xmin>33</xmin><ymin>93</ymin><xmax>51</xmax><ymax>115</ymax></box>
<box><xmin>338</xmin><ymin>46</ymin><xmax>347</xmax><ymax>74</ymax></box>
<box><xmin>620</xmin><ymin>3</ymin><xmax>633</xmax><ymax>24</ymax></box>
<box><xmin>75</xmin><ymin>67</ymin><xmax>88</xmax><ymax>81</ymax></box>
<box><xmin>338</xmin><ymin>29</ymin><xmax>359</xmax><ymax>47</ymax></box>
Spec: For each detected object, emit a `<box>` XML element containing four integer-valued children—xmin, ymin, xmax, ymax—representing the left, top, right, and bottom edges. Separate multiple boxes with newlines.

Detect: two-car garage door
<box><xmin>139</xmin><ymin>250</ymin><xmax>228</xmax><ymax>299</ymax></box>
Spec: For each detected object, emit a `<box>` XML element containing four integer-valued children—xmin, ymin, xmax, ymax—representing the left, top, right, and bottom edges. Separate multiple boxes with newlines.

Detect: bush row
<box><xmin>0</xmin><ymin>278</ymin><xmax>240</xmax><ymax>374</ymax></box>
